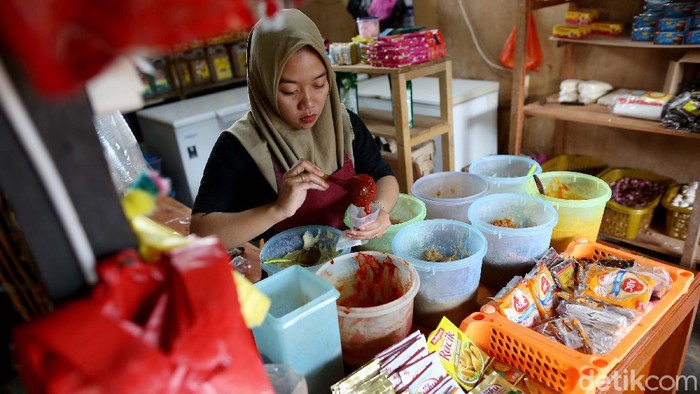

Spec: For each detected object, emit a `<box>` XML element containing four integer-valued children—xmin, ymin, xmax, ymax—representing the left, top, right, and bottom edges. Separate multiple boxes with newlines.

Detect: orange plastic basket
<box><xmin>459</xmin><ymin>240</ymin><xmax>694</xmax><ymax>394</ymax></box>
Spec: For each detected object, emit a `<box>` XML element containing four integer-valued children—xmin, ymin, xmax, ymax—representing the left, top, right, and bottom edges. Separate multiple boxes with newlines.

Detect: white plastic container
<box><xmin>391</xmin><ymin>219</ymin><xmax>487</xmax><ymax>327</ymax></box>
<box><xmin>468</xmin><ymin>193</ymin><xmax>558</xmax><ymax>289</ymax></box>
<box><xmin>468</xmin><ymin>154</ymin><xmax>542</xmax><ymax>195</ymax></box>
<box><xmin>252</xmin><ymin>266</ymin><xmax>343</xmax><ymax>393</ymax></box>
<box><xmin>315</xmin><ymin>252</ymin><xmax>419</xmax><ymax>367</ymax></box>
<box><xmin>411</xmin><ymin>172</ymin><xmax>488</xmax><ymax>223</ymax></box>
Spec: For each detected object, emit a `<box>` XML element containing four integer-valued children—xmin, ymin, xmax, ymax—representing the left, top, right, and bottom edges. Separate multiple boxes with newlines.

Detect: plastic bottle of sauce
<box><xmin>208</xmin><ymin>44</ymin><xmax>234</xmax><ymax>82</ymax></box>
<box><xmin>188</xmin><ymin>45</ymin><xmax>211</xmax><ymax>85</ymax></box>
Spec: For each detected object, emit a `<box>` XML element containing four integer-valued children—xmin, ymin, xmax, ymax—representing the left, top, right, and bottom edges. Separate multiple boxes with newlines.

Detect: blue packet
<box><xmin>654</xmin><ymin>31</ymin><xmax>685</xmax><ymax>44</ymax></box>
<box><xmin>632</xmin><ymin>27</ymin><xmax>656</xmax><ymax>41</ymax></box>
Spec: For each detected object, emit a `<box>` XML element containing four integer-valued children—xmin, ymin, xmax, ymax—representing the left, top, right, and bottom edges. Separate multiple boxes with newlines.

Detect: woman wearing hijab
<box><xmin>190</xmin><ymin>9</ymin><xmax>399</xmax><ymax>249</ymax></box>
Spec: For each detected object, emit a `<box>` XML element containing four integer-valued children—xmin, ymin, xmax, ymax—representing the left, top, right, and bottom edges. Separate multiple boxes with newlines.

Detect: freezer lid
<box><xmin>136</xmin><ymin>86</ymin><xmax>250</xmax><ymax>128</ymax></box>
<box><xmin>357</xmin><ymin>77</ymin><xmax>499</xmax><ymax>106</ymax></box>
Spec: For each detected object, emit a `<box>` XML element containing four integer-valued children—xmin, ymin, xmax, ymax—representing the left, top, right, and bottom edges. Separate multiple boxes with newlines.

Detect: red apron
<box><xmin>273</xmin><ymin>154</ymin><xmax>355</xmax><ymax>232</ymax></box>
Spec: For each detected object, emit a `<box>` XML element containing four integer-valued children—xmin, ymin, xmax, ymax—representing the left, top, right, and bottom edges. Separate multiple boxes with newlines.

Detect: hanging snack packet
<box><xmin>525</xmin><ymin>263</ymin><xmax>557</xmax><ymax>320</ymax></box>
<box><xmin>427</xmin><ymin>317</ymin><xmax>490</xmax><ymax>391</ymax></box>
<box><xmin>578</xmin><ymin>265</ymin><xmax>657</xmax><ymax>311</ymax></box>
<box><xmin>549</xmin><ymin>257</ymin><xmax>579</xmax><ymax>293</ymax></box>
<box><xmin>492</xmin><ymin>277</ymin><xmax>539</xmax><ymax>327</ymax></box>
<box><xmin>470</xmin><ymin>371</ymin><xmax>523</xmax><ymax>394</ymax></box>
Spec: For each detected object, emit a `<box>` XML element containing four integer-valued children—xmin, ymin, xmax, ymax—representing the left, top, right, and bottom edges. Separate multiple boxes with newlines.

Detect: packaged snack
<box><xmin>533</xmin><ymin>317</ymin><xmax>593</xmax><ymax>354</ymax></box>
<box><xmin>427</xmin><ymin>317</ymin><xmax>491</xmax><ymax>391</ymax></box>
<box><xmin>632</xmin><ymin>12</ymin><xmax>662</xmax><ymax>29</ymax></box>
<box><xmin>631</xmin><ymin>27</ymin><xmax>656</xmax><ymax>41</ymax></box>
<box><xmin>657</xmin><ymin>17</ymin><xmax>688</xmax><ymax>32</ymax></box>
<box><xmin>660</xmin><ymin>90</ymin><xmax>700</xmax><ymax>132</ymax></box>
<box><xmin>663</xmin><ymin>2</ymin><xmax>696</xmax><ymax>17</ymax></box>
<box><xmin>590</xmin><ymin>21</ymin><xmax>624</xmax><ymax>36</ymax></box>
<box><xmin>483</xmin><ymin>359</ymin><xmax>525</xmax><ymax>385</ymax></box>
<box><xmin>564</xmin><ymin>10</ymin><xmax>596</xmax><ymax>25</ymax></box>
<box><xmin>654</xmin><ymin>31</ymin><xmax>685</xmax><ymax>45</ymax></box>
<box><xmin>470</xmin><ymin>371</ymin><xmax>523</xmax><ymax>394</ymax></box>
<box><xmin>613</xmin><ymin>91</ymin><xmax>674</xmax><ymax>120</ymax></box>
<box><xmin>525</xmin><ymin>263</ymin><xmax>557</xmax><ymax>320</ymax></box>
<box><xmin>644</xmin><ymin>0</ymin><xmax>667</xmax><ymax>12</ymax></box>
<box><xmin>492</xmin><ymin>277</ymin><xmax>540</xmax><ymax>327</ymax></box>
<box><xmin>549</xmin><ymin>257</ymin><xmax>578</xmax><ymax>293</ymax></box>
<box><xmin>686</xmin><ymin>29</ymin><xmax>700</xmax><ymax>44</ymax></box>
<box><xmin>552</xmin><ymin>24</ymin><xmax>589</xmax><ymax>39</ymax></box>
<box><xmin>578</xmin><ymin>265</ymin><xmax>657</xmax><ymax>311</ymax></box>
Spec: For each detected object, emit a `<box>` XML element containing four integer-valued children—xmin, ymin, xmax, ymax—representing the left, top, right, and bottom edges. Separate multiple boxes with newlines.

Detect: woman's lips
<box><xmin>300</xmin><ymin>114</ymin><xmax>317</xmax><ymax>124</ymax></box>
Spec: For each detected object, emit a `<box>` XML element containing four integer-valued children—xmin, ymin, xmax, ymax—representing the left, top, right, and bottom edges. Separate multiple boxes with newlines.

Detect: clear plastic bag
<box><xmin>93</xmin><ymin>111</ymin><xmax>150</xmax><ymax>194</ymax></box>
<box><xmin>336</xmin><ymin>203</ymin><xmax>382</xmax><ymax>250</ymax></box>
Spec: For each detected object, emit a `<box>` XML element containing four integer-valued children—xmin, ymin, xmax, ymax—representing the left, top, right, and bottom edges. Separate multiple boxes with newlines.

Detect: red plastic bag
<box><xmin>0</xmin><ymin>0</ymin><xmax>263</xmax><ymax>95</ymax></box>
<box><xmin>499</xmin><ymin>12</ymin><xmax>543</xmax><ymax>71</ymax></box>
<box><xmin>13</xmin><ymin>237</ymin><xmax>273</xmax><ymax>394</ymax></box>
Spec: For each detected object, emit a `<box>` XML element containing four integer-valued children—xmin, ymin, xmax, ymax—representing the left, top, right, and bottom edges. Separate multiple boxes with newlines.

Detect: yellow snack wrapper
<box><xmin>581</xmin><ymin>265</ymin><xmax>657</xmax><ymax>311</ymax></box>
<box><xmin>526</xmin><ymin>263</ymin><xmax>557</xmax><ymax>320</ymax></box>
<box><xmin>470</xmin><ymin>371</ymin><xmax>523</xmax><ymax>394</ymax></box>
<box><xmin>427</xmin><ymin>317</ymin><xmax>490</xmax><ymax>391</ymax></box>
<box><xmin>493</xmin><ymin>277</ymin><xmax>539</xmax><ymax>327</ymax></box>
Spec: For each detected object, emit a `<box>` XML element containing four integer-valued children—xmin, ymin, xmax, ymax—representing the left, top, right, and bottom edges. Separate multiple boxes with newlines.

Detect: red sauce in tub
<box><xmin>337</xmin><ymin>253</ymin><xmax>404</xmax><ymax>308</ymax></box>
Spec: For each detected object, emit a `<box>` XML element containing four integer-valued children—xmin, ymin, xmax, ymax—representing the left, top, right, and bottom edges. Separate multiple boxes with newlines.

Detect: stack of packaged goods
<box><xmin>633</xmin><ymin>0</ymin><xmax>698</xmax><ymax>44</ymax></box>
<box><xmin>365</xmin><ymin>30</ymin><xmax>446</xmax><ymax>68</ymax></box>
<box><xmin>552</xmin><ymin>8</ymin><xmax>624</xmax><ymax>39</ymax></box>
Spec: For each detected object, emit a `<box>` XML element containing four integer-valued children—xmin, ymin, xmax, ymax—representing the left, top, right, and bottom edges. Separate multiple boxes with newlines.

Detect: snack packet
<box><xmin>483</xmin><ymin>359</ymin><xmax>525</xmax><ymax>385</ymax></box>
<box><xmin>533</xmin><ymin>317</ymin><xmax>593</xmax><ymax>354</ymax></box>
<box><xmin>549</xmin><ymin>257</ymin><xmax>579</xmax><ymax>293</ymax></box>
<box><xmin>427</xmin><ymin>317</ymin><xmax>490</xmax><ymax>391</ymax></box>
<box><xmin>492</xmin><ymin>277</ymin><xmax>539</xmax><ymax>327</ymax></box>
<box><xmin>578</xmin><ymin>265</ymin><xmax>657</xmax><ymax>311</ymax></box>
<box><xmin>525</xmin><ymin>263</ymin><xmax>557</xmax><ymax>320</ymax></box>
<box><xmin>470</xmin><ymin>371</ymin><xmax>523</xmax><ymax>394</ymax></box>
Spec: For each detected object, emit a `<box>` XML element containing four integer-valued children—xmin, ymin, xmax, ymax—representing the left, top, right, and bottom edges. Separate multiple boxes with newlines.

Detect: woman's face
<box><xmin>277</xmin><ymin>47</ymin><xmax>329</xmax><ymax>130</ymax></box>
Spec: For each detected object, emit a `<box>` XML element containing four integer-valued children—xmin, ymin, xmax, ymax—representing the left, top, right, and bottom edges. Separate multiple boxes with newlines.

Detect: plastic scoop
<box><xmin>527</xmin><ymin>164</ymin><xmax>545</xmax><ymax>195</ymax></box>
<box><xmin>262</xmin><ymin>245</ymin><xmax>322</xmax><ymax>267</ymax></box>
<box><xmin>323</xmin><ymin>173</ymin><xmax>377</xmax><ymax>214</ymax></box>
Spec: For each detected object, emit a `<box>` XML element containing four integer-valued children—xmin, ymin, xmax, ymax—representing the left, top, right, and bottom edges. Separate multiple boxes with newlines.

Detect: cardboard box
<box><xmin>664</xmin><ymin>51</ymin><xmax>700</xmax><ymax>95</ymax></box>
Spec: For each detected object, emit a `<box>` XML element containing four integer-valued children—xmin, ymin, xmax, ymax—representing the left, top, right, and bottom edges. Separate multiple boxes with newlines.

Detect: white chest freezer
<box><xmin>136</xmin><ymin>87</ymin><xmax>250</xmax><ymax>206</ymax></box>
<box><xmin>357</xmin><ymin>77</ymin><xmax>499</xmax><ymax>171</ymax></box>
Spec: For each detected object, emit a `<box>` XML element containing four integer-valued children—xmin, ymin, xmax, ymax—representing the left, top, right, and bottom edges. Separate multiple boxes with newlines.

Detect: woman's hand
<box><xmin>346</xmin><ymin>208</ymin><xmax>392</xmax><ymax>240</ymax></box>
<box><xmin>274</xmin><ymin>159</ymin><xmax>329</xmax><ymax>218</ymax></box>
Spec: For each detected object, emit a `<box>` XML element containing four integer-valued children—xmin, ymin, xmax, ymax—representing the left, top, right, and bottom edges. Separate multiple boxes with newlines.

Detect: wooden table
<box><xmin>149</xmin><ymin>196</ymin><xmax>262</xmax><ymax>282</ymax></box>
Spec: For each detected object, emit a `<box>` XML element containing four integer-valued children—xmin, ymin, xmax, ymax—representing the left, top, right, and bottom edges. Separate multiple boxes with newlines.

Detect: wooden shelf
<box><xmin>332</xmin><ymin>58</ymin><xmax>454</xmax><ymax>193</ymax></box>
<box><xmin>523</xmin><ymin>99</ymin><xmax>700</xmax><ymax>140</ymax></box>
<box><xmin>551</xmin><ymin>35</ymin><xmax>700</xmax><ymax>49</ymax></box>
<box><xmin>357</xmin><ymin>108</ymin><xmax>451</xmax><ymax>146</ymax></box>
<box><xmin>600</xmin><ymin>227</ymin><xmax>700</xmax><ymax>265</ymax></box>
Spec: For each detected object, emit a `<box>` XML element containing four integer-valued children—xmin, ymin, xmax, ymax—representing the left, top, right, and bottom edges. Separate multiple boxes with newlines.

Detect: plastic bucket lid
<box><xmin>260</xmin><ymin>225</ymin><xmax>351</xmax><ymax>276</ymax></box>
<box><xmin>344</xmin><ymin>193</ymin><xmax>427</xmax><ymax>252</ymax></box>
<box><xmin>411</xmin><ymin>171</ymin><xmax>489</xmax><ymax>204</ymax></box>
<box><xmin>469</xmin><ymin>155</ymin><xmax>542</xmax><ymax>189</ymax></box>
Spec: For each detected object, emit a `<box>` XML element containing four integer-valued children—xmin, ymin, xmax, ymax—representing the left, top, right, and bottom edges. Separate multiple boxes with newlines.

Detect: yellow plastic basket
<box><xmin>661</xmin><ymin>184</ymin><xmax>693</xmax><ymax>240</ymax></box>
<box><xmin>541</xmin><ymin>155</ymin><xmax>608</xmax><ymax>176</ymax></box>
<box><xmin>459</xmin><ymin>240</ymin><xmax>694</xmax><ymax>394</ymax></box>
<box><xmin>598</xmin><ymin>168</ymin><xmax>674</xmax><ymax>240</ymax></box>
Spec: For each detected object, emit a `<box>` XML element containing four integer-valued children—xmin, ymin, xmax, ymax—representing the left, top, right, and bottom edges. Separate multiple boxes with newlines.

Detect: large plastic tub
<box><xmin>315</xmin><ymin>252</ymin><xmax>419</xmax><ymax>367</ymax></box>
<box><xmin>468</xmin><ymin>193</ymin><xmax>558</xmax><ymax>289</ymax></box>
<box><xmin>526</xmin><ymin>171</ymin><xmax>611</xmax><ymax>252</ymax></box>
<box><xmin>411</xmin><ymin>172</ymin><xmax>488</xmax><ymax>223</ymax></box>
<box><xmin>391</xmin><ymin>219</ymin><xmax>487</xmax><ymax>327</ymax></box>
<box><xmin>344</xmin><ymin>193</ymin><xmax>427</xmax><ymax>253</ymax></box>
<box><xmin>252</xmin><ymin>265</ymin><xmax>344</xmax><ymax>393</ymax></box>
<box><xmin>260</xmin><ymin>225</ymin><xmax>351</xmax><ymax>276</ymax></box>
<box><xmin>460</xmin><ymin>240</ymin><xmax>694</xmax><ymax>394</ymax></box>
<box><xmin>468</xmin><ymin>154</ymin><xmax>542</xmax><ymax>195</ymax></box>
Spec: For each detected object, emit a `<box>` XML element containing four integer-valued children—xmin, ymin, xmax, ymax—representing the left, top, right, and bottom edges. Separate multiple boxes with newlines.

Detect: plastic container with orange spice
<box><xmin>459</xmin><ymin>239</ymin><xmax>694</xmax><ymax>394</ymax></box>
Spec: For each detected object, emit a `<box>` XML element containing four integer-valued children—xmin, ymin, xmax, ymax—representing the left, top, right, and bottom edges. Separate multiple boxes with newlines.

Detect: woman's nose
<box><xmin>298</xmin><ymin>89</ymin><xmax>314</xmax><ymax>109</ymax></box>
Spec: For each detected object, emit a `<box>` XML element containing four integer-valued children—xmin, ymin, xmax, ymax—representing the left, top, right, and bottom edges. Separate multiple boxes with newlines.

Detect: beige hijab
<box><xmin>228</xmin><ymin>8</ymin><xmax>354</xmax><ymax>193</ymax></box>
